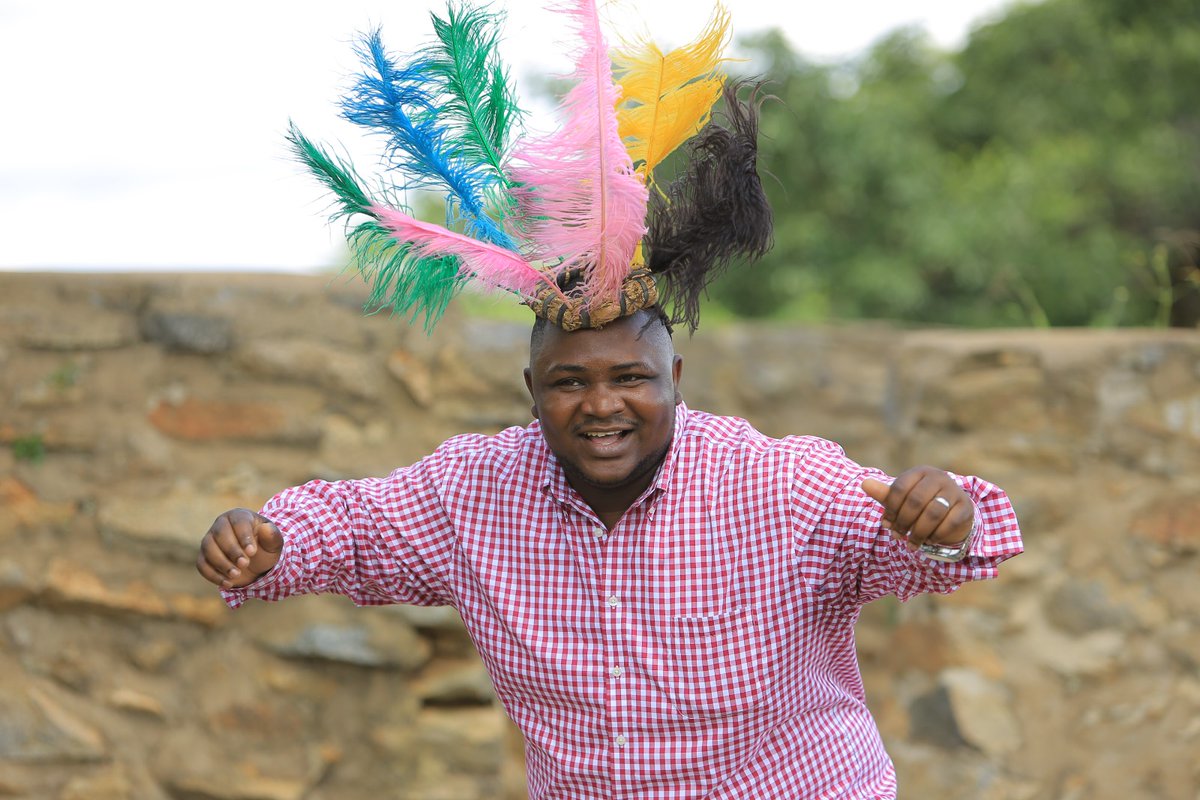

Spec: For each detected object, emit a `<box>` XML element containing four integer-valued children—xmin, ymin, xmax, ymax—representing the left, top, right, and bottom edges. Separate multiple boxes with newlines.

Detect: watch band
<box><xmin>918</xmin><ymin>520</ymin><xmax>976</xmax><ymax>563</ymax></box>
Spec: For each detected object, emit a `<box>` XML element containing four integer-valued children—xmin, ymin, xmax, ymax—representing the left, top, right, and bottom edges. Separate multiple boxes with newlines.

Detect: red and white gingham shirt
<box><xmin>224</xmin><ymin>404</ymin><xmax>1022</xmax><ymax>799</ymax></box>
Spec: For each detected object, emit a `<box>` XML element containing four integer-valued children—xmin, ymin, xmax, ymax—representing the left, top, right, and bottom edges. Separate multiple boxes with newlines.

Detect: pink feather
<box><xmin>372</xmin><ymin>207</ymin><xmax>566</xmax><ymax>301</ymax></box>
<box><xmin>508</xmin><ymin>0</ymin><xmax>649</xmax><ymax>303</ymax></box>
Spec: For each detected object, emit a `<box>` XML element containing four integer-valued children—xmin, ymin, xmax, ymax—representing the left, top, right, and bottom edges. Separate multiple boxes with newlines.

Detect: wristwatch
<box><xmin>918</xmin><ymin>520</ymin><xmax>976</xmax><ymax>563</ymax></box>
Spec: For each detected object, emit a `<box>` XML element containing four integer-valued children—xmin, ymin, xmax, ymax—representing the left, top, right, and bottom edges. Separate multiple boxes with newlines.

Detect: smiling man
<box><xmin>197</xmin><ymin>3</ymin><xmax>1022</xmax><ymax>794</ymax></box>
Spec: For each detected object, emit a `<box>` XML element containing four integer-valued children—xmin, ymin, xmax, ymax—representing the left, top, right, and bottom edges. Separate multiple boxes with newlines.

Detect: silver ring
<box><xmin>933</xmin><ymin>496</ymin><xmax>952</xmax><ymax>510</ymax></box>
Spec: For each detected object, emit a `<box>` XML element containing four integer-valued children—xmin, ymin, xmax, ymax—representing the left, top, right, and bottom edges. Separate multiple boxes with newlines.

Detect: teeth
<box><xmin>585</xmin><ymin>431</ymin><xmax>621</xmax><ymax>439</ymax></box>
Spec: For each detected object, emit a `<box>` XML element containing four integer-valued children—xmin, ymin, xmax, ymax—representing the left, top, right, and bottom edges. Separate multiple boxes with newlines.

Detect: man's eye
<box><xmin>555</xmin><ymin>378</ymin><xmax>583</xmax><ymax>387</ymax></box>
<box><xmin>617</xmin><ymin>374</ymin><xmax>648</xmax><ymax>383</ymax></box>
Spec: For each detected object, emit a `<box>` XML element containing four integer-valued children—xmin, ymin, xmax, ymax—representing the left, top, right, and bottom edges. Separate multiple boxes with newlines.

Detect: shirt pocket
<box><xmin>666</xmin><ymin>605</ymin><xmax>764</xmax><ymax>719</ymax></box>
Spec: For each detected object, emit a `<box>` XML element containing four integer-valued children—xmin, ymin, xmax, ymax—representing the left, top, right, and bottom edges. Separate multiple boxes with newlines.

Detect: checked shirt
<box><xmin>224</xmin><ymin>403</ymin><xmax>1023</xmax><ymax>799</ymax></box>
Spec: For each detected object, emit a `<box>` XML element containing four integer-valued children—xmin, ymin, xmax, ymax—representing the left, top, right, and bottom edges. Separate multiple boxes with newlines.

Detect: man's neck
<box><xmin>576</xmin><ymin>483</ymin><xmax>648</xmax><ymax>530</ymax></box>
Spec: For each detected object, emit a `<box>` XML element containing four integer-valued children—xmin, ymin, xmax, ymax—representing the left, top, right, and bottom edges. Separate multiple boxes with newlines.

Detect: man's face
<box><xmin>524</xmin><ymin>311</ymin><xmax>683</xmax><ymax>505</ymax></box>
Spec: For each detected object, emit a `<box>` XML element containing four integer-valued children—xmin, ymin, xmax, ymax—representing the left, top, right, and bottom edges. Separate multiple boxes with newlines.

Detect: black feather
<box><xmin>644</xmin><ymin>79</ymin><xmax>774</xmax><ymax>334</ymax></box>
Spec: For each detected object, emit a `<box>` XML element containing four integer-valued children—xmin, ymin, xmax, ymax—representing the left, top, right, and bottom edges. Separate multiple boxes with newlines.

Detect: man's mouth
<box><xmin>578</xmin><ymin>429</ymin><xmax>632</xmax><ymax>452</ymax></box>
<box><xmin>582</xmin><ymin>430</ymin><xmax>627</xmax><ymax>439</ymax></box>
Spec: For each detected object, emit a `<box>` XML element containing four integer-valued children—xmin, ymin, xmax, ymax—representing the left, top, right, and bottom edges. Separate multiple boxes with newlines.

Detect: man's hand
<box><xmin>196</xmin><ymin>508</ymin><xmax>284</xmax><ymax>590</ymax></box>
<box><xmin>862</xmin><ymin>467</ymin><xmax>974</xmax><ymax>552</ymax></box>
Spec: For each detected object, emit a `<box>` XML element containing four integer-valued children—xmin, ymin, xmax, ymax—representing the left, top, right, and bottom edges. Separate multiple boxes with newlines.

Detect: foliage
<box><xmin>12</xmin><ymin>434</ymin><xmax>45</xmax><ymax>464</ymax></box>
<box><xmin>703</xmin><ymin>0</ymin><xmax>1200</xmax><ymax>327</ymax></box>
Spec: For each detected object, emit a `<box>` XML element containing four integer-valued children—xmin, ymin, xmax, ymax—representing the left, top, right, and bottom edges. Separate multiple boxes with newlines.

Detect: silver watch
<box><xmin>918</xmin><ymin>521</ymin><xmax>976</xmax><ymax>563</ymax></box>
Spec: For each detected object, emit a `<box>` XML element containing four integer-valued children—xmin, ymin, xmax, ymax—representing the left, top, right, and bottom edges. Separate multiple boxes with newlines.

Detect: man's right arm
<box><xmin>195</xmin><ymin>456</ymin><xmax>464</xmax><ymax>610</ymax></box>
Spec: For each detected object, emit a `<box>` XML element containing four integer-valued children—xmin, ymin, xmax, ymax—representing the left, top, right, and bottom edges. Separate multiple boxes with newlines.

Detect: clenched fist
<box><xmin>196</xmin><ymin>508</ymin><xmax>284</xmax><ymax>590</ymax></box>
<box><xmin>861</xmin><ymin>466</ymin><xmax>974</xmax><ymax>553</ymax></box>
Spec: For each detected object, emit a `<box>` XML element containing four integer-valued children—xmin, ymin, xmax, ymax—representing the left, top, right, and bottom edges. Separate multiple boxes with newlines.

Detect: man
<box><xmin>197</xmin><ymin>305</ymin><xmax>1022</xmax><ymax>798</ymax></box>
<box><xmin>202</xmin><ymin>2</ymin><xmax>1022</xmax><ymax>793</ymax></box>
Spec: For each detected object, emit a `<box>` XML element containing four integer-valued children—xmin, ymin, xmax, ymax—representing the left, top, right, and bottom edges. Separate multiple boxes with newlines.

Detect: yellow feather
<box><xmin>613</xmin><ymin>3</ymin><xmax>731</xmax><ymax>188</ymax></box>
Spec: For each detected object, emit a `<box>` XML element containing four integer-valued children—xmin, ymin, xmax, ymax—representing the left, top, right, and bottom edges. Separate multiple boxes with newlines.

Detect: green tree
<box><xmin>709</xmin><ymin>0</ymin><xmax>1200</xmax><ymax>327</ymax></box>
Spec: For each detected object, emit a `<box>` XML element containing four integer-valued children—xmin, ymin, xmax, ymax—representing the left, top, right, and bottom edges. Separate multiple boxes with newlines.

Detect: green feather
<box><xmin>426</xmin><ymin>3</ymin><xmax>522</xmax><ymax>186</ymax></box>
<box><xmin>350</xmin><ymin>221</ymin><xmax>466</xmax><ymax>331</ymax></box>
<box><xmin>286</xmin><ymin>121</ymin><xmax>375</xmax><ymax>220</ymax></box>
<box><xmin>287</xmin><ymin>121</ymin><xmax>466</xmax><ymax>330</ymax></box>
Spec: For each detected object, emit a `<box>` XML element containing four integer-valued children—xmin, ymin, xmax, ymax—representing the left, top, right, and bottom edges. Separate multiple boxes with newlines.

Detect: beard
<box><xmin>555</xmin><ymin>437</ymin><xmax>673</xmax><ymax>491</ymax></box>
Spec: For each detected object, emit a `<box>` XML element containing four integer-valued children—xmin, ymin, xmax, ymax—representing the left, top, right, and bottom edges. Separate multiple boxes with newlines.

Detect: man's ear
<box><xmin>523</xmin><ymin>367</ymin><xmax>539</xmax><ymax>419</ymax></box>
<box><xmin>671</xmin><ymin>354</ymin><xmax>684</xmax><ymax>405</ymax></box>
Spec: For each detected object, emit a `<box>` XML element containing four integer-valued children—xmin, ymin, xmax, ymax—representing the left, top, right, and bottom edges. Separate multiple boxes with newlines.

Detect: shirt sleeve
<box><xmin>792</xmin><ymin>439</ymin><xmax>1023</xmax><ymax>607</ymax></box>
<box><xmin>220</xmin><ymin>451</ymin><xmax>459</xmax><ymax>610</ymax></box>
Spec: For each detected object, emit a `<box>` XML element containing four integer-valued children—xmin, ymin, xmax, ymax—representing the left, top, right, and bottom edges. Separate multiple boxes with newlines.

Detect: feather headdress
<box><xmin>290</xmin><ymin>0</ymin><xmax>772</xmax><ymax>333</ymax></box>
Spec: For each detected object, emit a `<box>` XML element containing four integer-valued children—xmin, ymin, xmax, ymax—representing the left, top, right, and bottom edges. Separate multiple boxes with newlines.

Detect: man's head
<box><xmin>524</xmin><ymin>308</ymin><xmax>683</xmax><ymax>515</ymax></box>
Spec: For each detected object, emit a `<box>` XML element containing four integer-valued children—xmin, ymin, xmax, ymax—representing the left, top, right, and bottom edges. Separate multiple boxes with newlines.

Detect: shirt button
<box><xmin>607</xmin><ymin>595</ymin><xmax>620</xmax><ymax>608</ymax></box>
<box><xmin>609</xmin><ymin>666</ymin><xmax>623</xmax><ymax>678</ymax></box>
<box><xmin>614</xmin><ymin>734</ymin><xmax>627</xmax><ymax>747</ymax></box>
<box><xmin>592</xmin><ymin>527</ymin><xmax>605</xmax><ymax>537</ymax></box>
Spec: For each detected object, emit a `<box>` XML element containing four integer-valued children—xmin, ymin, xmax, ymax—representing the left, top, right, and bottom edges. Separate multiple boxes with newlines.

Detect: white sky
<box><xmin>0</xmin><ymin>0</ymin><xmax>1012</xmax><ymax>271</ymax></box>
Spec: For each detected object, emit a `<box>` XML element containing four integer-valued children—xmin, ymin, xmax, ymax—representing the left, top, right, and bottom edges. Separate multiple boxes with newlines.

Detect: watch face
<box><xmin>918</xmin><ymin>525</ymin><xmax>974</xmax><ymax>562</ymax></box>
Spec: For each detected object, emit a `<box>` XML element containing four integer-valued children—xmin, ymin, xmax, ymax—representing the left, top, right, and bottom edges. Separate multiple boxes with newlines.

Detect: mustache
<box><xmin>571</xmin><ymin>416</ymin><xmax>638</xmax><ymax>434</ymax></box>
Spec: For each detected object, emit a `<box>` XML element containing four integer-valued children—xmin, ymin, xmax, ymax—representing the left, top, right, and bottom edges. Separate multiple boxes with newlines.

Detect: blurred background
<box><xmin>2</xmin><ymin>1</ymin><xmax>1199</xmax><ymax>798</ymax></box>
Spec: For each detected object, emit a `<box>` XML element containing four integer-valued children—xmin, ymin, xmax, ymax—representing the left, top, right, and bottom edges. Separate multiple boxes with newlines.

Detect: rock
<box><xmin>25</xmin><ymin>411</ymin><xmax>115</xmax><ymax>454</ymax></box>
<box><xmin>18</xmin><ymin>310</ymin><xmax>137</xmax><ymax>350</ymax></box>
<box><xmin>97</xmin><ymin>486</ymin><xmax>257</xmax><ymax>563</ymax></box>
<box><xmin>403</xmin><ymin>773</ymin><xmax>490</xmax><ymax>800</ymax></box>
<box><xmin>1161</xmin><ymin>393</ymin><xmax>1200</xmax><ymax>440</ymax></box>
<box><xmin>152</xmin><ymin>726</ymin><xmax>327</xmax><ymax>800</ymax></box>
<box><xmin>164</xmin><ymin>772</ymin><xmax>310</xmax><ymax>800</ymax></box>
<box><xmin>265</xmin><ymin>623</ymin><xmax>422</xmax><ymax>671</ymax></box>
<box><xmin>432</xmin><ymin>321</ymin><xmax>530</xmax><ymax>407</ymax></box>
<box><xmin>907</xmin><ymin>685</ymin><xmax>970</xmax><ymax>750</ymax></box>
<box><xmin>272</xmin><ymin>624</ymin><xmax>380</xmax><ymax>666</ymax></box>
<box><xmin>237</xmin><ymin>339</ymin><xmax>385</xmax><ymax>401</ymax></box>
<box><xmin>0</xmin><ymin>683</ymin><xmax>107</xmax><ymax>762</ymax></box>
<box><xmin>139</xmin><ymin>311</ymin><xmax>234</xmax><ymax>354</ymax></box>
<box><xmin>0</xmin><ymin>476</ymin><xmax>74</xmax><ymax>532</ymax></box>
<box><xmin>388</xmin><ymin>348</ymin><xmax>435</xmax><ymax>407</ymax></box>
<box><xmin>128</xmin><ymin>639</ymin><xmax>180</xmax><ymax>673</ymax></box>
<box><xmin>882</xmin><ymin>618</ymin><xmax>954</xmax><ymax>673</ymax></box>
<box><xmin>413</xmin><ymin>660</ymin><xmax>496</xmax><ymax>706</ymax></box>
<box><xmin>0</xmin><ymin>561</ymin><xmax>35</xmax><ymax>611</ymax></box>
<box><xmin>252</xmin><ymin>597</ymin><xmax>432</xmax><ymax>672</ymax></box>
<box><xmin>943</xmin><ymin>366</ymin><xmax>1048</xmax><ymax>433</ymax></box>
<box><xmin>1125</xmin><ymin>393</ymin><xmax>1200</xmax><ymax>442</ymax></box>
<box><xmin>165</xmin><ymin>593</ymin><xmax>229</xmax><ymax>628</ymax></box>
<box><xmin>1130</xmin><ymin>495</ymin><xmax>1200</xmax><ymax>555</ymax></box>
<box><xmin>394</xmin><ymin>604</ymin><xmax>467</xmax><ymax>632</ymax></box>
<box><xmin>939</xmin><ymin>668</ymin><xmax>1022</xmax><ymax>757</ymax></box>
<box><xmin>43</xmin><ymin>560</ymin><xmax>170</xmax><ymax>620</ymax></box>
<box><xmin>105</xmin><ymin>689</ymin><xmax>165</xmax><ymax>719</ymax></box>
<box><xmin>1044</xmin><ymin>580</ymin><xmax>1130</xmax><ymax>635</ymax></box>
<box><xmin>123</xmin><ymin>427</ymin><xmax>175</xmax><ymax>474</ymax></box>
<box><xmin>412</xmin><ymin>707</ymin><xmax>506</xmax><ymax>776</ymax></box>
<box><xmin>15</xmin><ymin>376</ymin><xmax>86</xmax><ymax>408</ymax></box>
<box><xmin>59</xmin><ymin>765</ymin><xmax>134</xmax><ymax>800</ymax></box>
<box><xmin>1028</xmin><ymin>623</ymin><xmax>1124</xmax><ymax>678</ymax></box>
<box><xmin>147</xmin><ymin>396</ymin><xmax>322</xmax><ymax>446</ymax></box>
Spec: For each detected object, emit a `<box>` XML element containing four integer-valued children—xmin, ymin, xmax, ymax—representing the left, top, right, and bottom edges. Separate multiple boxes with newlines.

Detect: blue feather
<box><xmin>341</xmin><ymin>29</ymin><xmax>516</xmax><ymax>250</ymax></box>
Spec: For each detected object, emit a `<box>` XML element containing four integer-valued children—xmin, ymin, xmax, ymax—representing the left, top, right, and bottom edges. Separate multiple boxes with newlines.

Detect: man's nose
<box><xmin>581</xmin><ymin>383</ymin><xmax>625</xmax><ymax>417</ymax></box>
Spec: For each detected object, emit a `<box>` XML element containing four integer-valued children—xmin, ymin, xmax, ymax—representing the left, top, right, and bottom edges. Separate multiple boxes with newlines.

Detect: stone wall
<box><xmin>0</xmin><ymin>272</ymin><xmax>1197</xmax><ymax>799</ymax></box>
